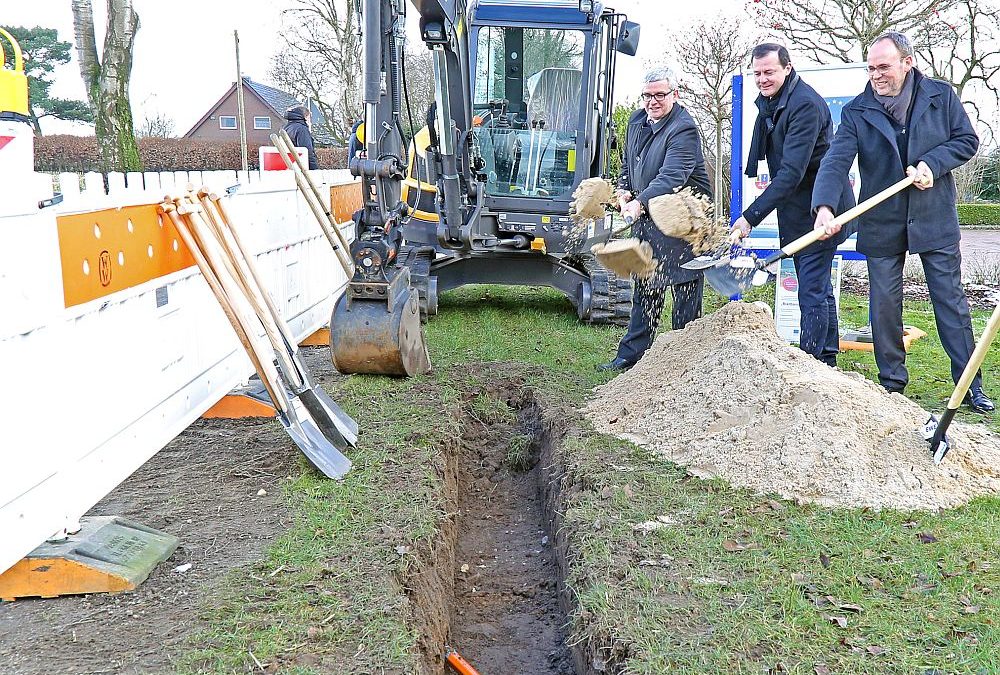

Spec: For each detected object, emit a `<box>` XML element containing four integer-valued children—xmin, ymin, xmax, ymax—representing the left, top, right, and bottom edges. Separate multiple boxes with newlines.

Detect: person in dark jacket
<box><xmin>598</xmin><ymin>66</ymin><xmax>712</xmax><ymax>372</ymax></box>
<box><xmin>732</xmin><ymin>43</ymin><xmax>855</xmax><ymax>367</ymax></box>
<box><xmin>813</xmin><ymin>31</ymin><xmax>993</xmax><ymax>412</ymax></box>
<box><xmin>283</xmin><ymin>104</ymin><xmax>319</xmax><ymax>170</ymax></box>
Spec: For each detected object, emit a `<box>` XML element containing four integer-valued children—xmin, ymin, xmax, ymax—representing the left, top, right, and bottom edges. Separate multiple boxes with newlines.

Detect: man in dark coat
<box><xmin>732</xmin><ymin>43</ymin><xmax>855</xmax><ymax>367</ymax></box>
<box><xmin>598</xmin><ymin>66</ymin><xmax>712</xmax><ymax>371</ymax></box>
<box><xmin>813</xmin><ymin>31</ymin><xmax>993</xmax><ymax>411</ymax></box>
<box><xmin>283</xmin><ymin>104</ymin><xmax>319</xmax><ymax>170</ymax></box>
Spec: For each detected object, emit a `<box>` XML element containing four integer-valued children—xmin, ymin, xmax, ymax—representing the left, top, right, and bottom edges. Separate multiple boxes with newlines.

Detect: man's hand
<box><xmin>813</xmin><ymin>206</ymin><xmax>839</xmax><ymax>240</ymax></box>
<box><xmin>621</xmin><ymin>198</ymin><xmax>643</xmax><ymax>222</ymax></box>
<box><xmin>730</xmin><ymin>215</ymin><xmax>752</xmax><ymax>242</ymax></box>
<box><xmin>907</xmin><ymin>162</ymin><xmax>934</xmax><ymax>190</ymax></box>
<box><xmin>616</xmin><ymin>189</ymin><xmax>633</xmax><ymax>211</ymax></box>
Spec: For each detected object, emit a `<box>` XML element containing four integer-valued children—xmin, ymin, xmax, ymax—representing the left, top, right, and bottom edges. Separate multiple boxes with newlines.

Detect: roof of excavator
<box><xmin>471</xmin><ymin>0</ymin><xmax>602</xmax><ymax>26</ymax></box>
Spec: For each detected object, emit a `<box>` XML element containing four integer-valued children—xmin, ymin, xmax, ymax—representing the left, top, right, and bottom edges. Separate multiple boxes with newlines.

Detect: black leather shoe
<box><xmin>964</xmin><ymin>387</ymin><xmax>995</xmax><ymax>413</ymax></box>
<box><xmin>883</xmin><ymin>385</ymin><xmax>905</xmax><ymax>395</ymax></box>
<box><xmin>597</xmin><ymin>357</ymin><xmax>634</xmax><ymax>372</ymax></box>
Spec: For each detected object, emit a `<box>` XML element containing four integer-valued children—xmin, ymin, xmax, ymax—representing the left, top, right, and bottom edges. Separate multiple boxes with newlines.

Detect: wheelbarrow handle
<box><xmin>760</xmin><ymin>174</ymin><xmax>916</xmax><ymax>268</ymax></box>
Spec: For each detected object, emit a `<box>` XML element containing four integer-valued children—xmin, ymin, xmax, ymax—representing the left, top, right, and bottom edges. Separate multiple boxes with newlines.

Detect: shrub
<box><xmin>957</xmin><ymin>203</ymin><xmax>1000</xmax><ymax>227</ymax></box>
<box><xmin>33</xmin><ymin>136</ymin><xmax>348</xmax><ymax>173</ymax></box>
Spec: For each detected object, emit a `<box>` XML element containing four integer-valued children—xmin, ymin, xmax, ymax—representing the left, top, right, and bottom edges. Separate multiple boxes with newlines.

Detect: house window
<box><xmin>219</xmin><ymin>115</ymin><xmax>237</xmax><ymax>130</ymax></box>
<box><xmin>253</xmin><ymin>116</ymin><xmax>271</xmax><ymax>130</ymax></box>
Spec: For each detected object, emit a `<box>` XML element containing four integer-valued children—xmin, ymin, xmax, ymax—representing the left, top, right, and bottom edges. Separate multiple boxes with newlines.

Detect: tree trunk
<box><xmin>72</xmin><ymin>0</ymin><xmax>142</xmax><ymax>173</ymax></box>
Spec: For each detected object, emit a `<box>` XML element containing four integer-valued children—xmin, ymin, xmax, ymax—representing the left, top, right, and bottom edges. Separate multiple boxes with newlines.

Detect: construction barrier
<box><xmin>0</xmin><ymin>168</ymin><xmax>360</xmax><ymax>577</ymax></box>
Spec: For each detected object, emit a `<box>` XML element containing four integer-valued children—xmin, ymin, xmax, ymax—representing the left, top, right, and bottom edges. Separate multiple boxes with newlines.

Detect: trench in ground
<box><xmin>407</xmin><ymin>379</ymin><xmax>621</xmax><ymax>675</ymax></box>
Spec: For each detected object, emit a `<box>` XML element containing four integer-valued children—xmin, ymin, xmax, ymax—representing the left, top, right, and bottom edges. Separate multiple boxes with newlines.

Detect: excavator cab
<box><xmin>331</xmin><ymin>0</ymin><xmax>639</xmax><ymax>376</ymax></box>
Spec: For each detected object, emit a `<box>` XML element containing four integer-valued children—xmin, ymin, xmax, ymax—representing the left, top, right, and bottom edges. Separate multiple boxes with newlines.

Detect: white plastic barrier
<box><xmin>0</xmin><ymin>168</ymin><xmax>358</xmax><ymax>576</ymax></box>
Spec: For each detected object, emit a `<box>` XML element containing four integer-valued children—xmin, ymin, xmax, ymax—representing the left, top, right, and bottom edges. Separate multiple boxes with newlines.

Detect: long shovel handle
<box><xmin>271</xmin><ymin>132</ymin><xmax>355</xmax><ymax>276</ymax></box>
<box><xmin>760</xmin><ymin>174</ymin><xmax>916</xmax><ymax>267</ymax></box>
<box><xmin>160</xmin><ymin>203</ymin><xmax>287</xmax><ymax>414</ymax></box>
<box><xmin>277</xmin><ymin>129</ymin><xmax>356</xmax><ymax>262</ymax></box>
<box><xmin>929</xmin><ymin>300</ymin><xmax>1000</xmax><ymax>462</ymax></box>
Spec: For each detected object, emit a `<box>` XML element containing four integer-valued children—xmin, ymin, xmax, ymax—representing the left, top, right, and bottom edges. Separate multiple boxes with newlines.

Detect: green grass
<box><xmin>179</xmin><ymin>283</ymin><xmax>1000</xmax><ymax>674</ymax></box>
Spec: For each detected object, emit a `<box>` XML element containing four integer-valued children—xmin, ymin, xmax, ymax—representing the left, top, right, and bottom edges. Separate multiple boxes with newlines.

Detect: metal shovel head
<box><xmin>291</xmin><ymin>353</ymin><xmax>360</xmax><ymax>446</ymax></box>
<box><xmin>704</xmin><ymin>261</ymin><xmax>755</xmax><ymax>297</ymax></box>
<box><xmin>682</xmin><ymin>253</ymin><xmax>728</xmax><ymax>270</ymax></box>
<box><xmin>280</xmin><ymin>398</ymin><xmax>353</xmax><ymax>479</ymax></box>
<box><xmin>298</xmin><ymin>385</ymin><xmax>359</xmax><ymax>448</ymax></box>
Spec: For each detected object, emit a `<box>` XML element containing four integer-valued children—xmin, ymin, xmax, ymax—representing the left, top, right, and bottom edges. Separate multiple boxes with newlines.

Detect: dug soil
<box><xmin>444</xmin><ymin>385</ymin><xmax>574</xmax><ymax>675</ymax></box>
<box><xmin>588</xmin><ymin>302</ymin><xmax>1000</xmax><ymax>511</ymax></box>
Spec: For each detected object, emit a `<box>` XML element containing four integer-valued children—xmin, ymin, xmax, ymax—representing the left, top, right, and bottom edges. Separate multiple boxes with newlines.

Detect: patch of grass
<box><xmin>180</xmin><ymin>283</ymin><xmax>999</xmax><ymax>674</ymax></box>
<box><xmin>505</xmin><ymin>433</ymin><xmax>534</xmax><ymax>471</ymax></box>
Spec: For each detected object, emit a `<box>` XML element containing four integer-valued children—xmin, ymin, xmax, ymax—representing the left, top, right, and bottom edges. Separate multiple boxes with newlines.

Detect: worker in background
<box><xmin>731</xmin><ymin>43</ymin><xmax>854</xmax><ymax>367</ymax></box>
<box><xmin>283</xmin><ymin>104</ymin><xmax>319</xmax><ymax>170</ymax></box>
<box><xmin>813</xmin><ymin>32</ymin><xmax>993</xmax><ymax>412</ymax></box>
<box><xmin>598</xmin><ymin>66</ymin><xmax>712</xmax><ymax>372</ymax></box>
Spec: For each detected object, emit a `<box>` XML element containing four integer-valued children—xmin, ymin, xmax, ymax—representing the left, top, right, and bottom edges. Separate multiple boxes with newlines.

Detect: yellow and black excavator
<box><xmin>330</xmin><ymin>0</ymin><xmax>640</xmax><ymax>375</ymax></box>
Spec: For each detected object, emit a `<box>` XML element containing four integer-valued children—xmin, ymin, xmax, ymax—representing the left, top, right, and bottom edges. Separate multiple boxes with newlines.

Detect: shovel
<box><xmin>699</xmin><ymin>174</ymin><xmax>916</xmax><ymax>297</ymax></box>
<box><xmin>162</xmin><ymin>199</ymin><xmax>353</xmax><ymax>479</ymax></box>
<box><xmin>682</xmin><ymin>228</ymin><xmax>745</xmax><ymax>271</ymax></box>
<box><xmin>199</xmin><ymin>189</ymin><xmax>359</xmax><ymax>448</ymax></box>
<box><xmin>922</xmin><ymin>299</ymin><xmax>1000</xmax><ymax>464</ymax></box>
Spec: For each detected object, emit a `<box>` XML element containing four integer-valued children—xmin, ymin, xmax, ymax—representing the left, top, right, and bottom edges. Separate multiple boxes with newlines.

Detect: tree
<box><xmin>912</xmin><ymin>0</ymin><xmax>1000</xmax><ymax>136</ymax></box>
<box><xmin>135</xmin><ymin>111</ymin><xmax>175</xmax><ymax>138</ymax></box>
<box><xmin>271</xmin><ymin>0</ymin><xmax>362</xmax><ymax>145</ymax></box>
<box><xmin>71</xmin><ymin>0</ymin><xmax>142</xmax><ymax>172</ymax></box>
<box><xmin>674</xmin><ymin>16</ymin><xmax>759</xmax><ymax>218</ymax></box>
<box><xmin>0</xmin><ymin>25</ymin><xmax>93</xmax><ymax>135</ymax></box>
<box><xmin>746</xmin><ymin>0</ymin><xmax>957</xmax><ymax>63</ymax></box>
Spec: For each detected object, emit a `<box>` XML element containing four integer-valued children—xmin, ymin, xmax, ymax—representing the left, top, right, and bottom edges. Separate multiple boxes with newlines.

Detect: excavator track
<box><xmin>569</xmin><ymin>253</ymin><xmax>633</xmax><ymax>327</ymax></box>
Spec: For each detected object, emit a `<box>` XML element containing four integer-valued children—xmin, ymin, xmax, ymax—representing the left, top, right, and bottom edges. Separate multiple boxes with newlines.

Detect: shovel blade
<box><xmin>704</xmin><ymin>264</ymin><xmax>755</xmax><ymax>298</ymax></box>
<box><xmin>280</xmin><ymin>399</ymin><xmax>353</xmax><ymax>479</ymax></box>
<box><xmin>681</xmin><ymin>254</ymin><xmax>727</xmax><ymax>270</ymax></box>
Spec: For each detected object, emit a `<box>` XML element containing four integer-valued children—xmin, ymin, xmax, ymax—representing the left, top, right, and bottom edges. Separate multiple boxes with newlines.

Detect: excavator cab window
<box><xmin>473</xmin><ymin>25</ymin><xmax>585</xmax><ymax>199</ymax></box>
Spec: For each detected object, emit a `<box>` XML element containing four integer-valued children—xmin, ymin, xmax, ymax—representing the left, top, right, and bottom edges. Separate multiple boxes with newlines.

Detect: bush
<box><xmin>33</xmin><ymin>136</ymin><xmax>348</xmax><ymax>172</ymax></box>
<box><xmin>957</xmin><ymin>203</ymin><xmax>1000</xmax><ymax>227</ymax></box>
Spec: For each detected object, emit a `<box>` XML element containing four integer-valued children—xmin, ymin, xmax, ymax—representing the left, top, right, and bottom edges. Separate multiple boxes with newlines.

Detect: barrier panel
<box><xmin>0</xmin><ymin>168</ymin><xmax>359</xmax><ymax>577</ymax></box>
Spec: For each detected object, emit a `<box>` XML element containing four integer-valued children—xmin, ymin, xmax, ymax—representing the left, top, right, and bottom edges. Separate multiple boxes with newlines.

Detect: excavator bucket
<box><xmin>329</xmin><ymin>269</ymin><xmax>431</xmax><ymax>377</ymax></box>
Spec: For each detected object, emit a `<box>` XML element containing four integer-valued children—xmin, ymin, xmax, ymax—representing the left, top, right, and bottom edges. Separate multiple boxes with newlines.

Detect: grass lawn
<box><xmin>180</xmin><ymin>283</ymin><xmax>1000</xmax><ymax>675</ymax></box>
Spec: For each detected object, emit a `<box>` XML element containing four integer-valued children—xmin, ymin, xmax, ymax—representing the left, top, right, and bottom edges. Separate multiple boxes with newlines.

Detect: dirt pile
<box><xmin>587</xmin><ymin>302</ymin><xmax>1000</xmax><ymax>511</ymax></box>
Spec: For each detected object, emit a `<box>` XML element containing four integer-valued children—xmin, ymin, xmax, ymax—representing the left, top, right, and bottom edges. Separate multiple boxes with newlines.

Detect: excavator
<box><xmin>330</xmin><ymin>0</ymin><xmax>640</xmax><ymax>375</ymax></box>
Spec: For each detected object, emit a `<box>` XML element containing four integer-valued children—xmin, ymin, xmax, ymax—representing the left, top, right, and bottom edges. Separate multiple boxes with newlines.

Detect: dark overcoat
<box><xmin>743</xmin><ymin>73</ymin><xmax>853</xmax><ymax>252</ymax></box>
<box><xmin>811</xmin><ymin>71</ymin><xmax>978</xmax><ymax>257</ymax></box>
<box><xmin>619</xmin><ymin>105</ymin><xmax>712</xmax><ymax>285</ymax></box>
<box><xmin>283</xmin><ymin>108</ymin><xmax>319</xmax><ymax>170</ymax></box>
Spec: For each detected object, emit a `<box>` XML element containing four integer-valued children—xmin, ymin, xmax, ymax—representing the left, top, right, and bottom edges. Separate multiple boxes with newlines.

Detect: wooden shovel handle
<box><xmin>763</xmin><ymin>174</ymin><xmax>916</xmax><ymax>265</ymax></box>
<box><xmin>946</xmin><ymin>300</ymin><xmax>1000</xmax><ymax>409</ymax></box>
<box><xmin>161</xmin><ymin>203</ymin><xmax>287</xmax><ymax>413</ymax></box>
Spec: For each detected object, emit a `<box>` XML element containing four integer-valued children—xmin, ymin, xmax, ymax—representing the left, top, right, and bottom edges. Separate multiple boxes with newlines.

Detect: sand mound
<box><xmin>586</xmin><ymin>302</ymin><xmax>1000</xmax><ymax>511</ymax></box>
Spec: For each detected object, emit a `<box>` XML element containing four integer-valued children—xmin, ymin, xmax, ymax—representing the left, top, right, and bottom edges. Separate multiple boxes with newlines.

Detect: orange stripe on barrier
<box><xmin>202</xmin><ymin>394</ymin><xmax>277</xmax><ymax>419</ymax></box>
<box><xmin>299</xmin><ymin>327</ymin><xmax>331</xmax><ymax>347</ymax></box>
<box><xmin>329</xmin><ymin>182</ymin><xmax>362</xmax><ymax>224</ymax></box>
<box><xmin>57</xmin><ymin>204</ymin><xmax>196</xmax><ymax>307</ymax></box>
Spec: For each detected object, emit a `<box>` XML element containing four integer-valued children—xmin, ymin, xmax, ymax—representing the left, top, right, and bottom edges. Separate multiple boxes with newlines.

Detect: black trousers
<box><xmin>793</xmin><ymin>247</ymin><xmax>840</xmax><ymax>367</ymax></box>
<box><xmin>867</xmin><ymin>242</ymin><xmax>980</xmax><ymax>392</ymax></box>
<box><xmin>616</xmin><ymin>274</ymin><xmax>704</xmax><ymax>364</ymax></box>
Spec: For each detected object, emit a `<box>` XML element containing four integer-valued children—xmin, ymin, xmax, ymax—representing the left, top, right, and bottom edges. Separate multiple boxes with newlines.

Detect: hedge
<box><xmin>33</xmin><ymin>135</ymin><xmax>348</xmax><ymax>173</ymax></box>
<box><xmin>958</xmin><ymin>203</ymin><xmax>1000</xmax><ymax>227</ymax></box>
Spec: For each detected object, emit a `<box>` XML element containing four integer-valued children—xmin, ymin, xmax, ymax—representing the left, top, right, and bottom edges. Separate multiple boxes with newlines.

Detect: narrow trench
<box><xmin>444</xmin><ymin>389</ymin><xmax>574</xmax><ymax>675</ymax></box>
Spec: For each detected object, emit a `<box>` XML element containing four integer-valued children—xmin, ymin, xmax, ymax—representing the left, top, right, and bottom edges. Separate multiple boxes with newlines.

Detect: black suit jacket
<box><xmin>744</xmin><ymin>73</ymin><xmax>853</xmax><ymax>252</ymax></box>
<box><xmin>812</xmin><ymin>70</ymin><xmax>978</xmax><ymax>257</ymax></box>
<box><xmin>618</xmin><ymin>105</ymin><xmax>712</xmax><ymax>284</ymax></box>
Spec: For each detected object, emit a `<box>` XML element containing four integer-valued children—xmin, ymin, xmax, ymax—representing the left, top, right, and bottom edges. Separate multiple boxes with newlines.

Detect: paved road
<box><xmin>961</xmin><ymin>228</ymin><xmax>1000</xmax><ymax>256</ymax></box>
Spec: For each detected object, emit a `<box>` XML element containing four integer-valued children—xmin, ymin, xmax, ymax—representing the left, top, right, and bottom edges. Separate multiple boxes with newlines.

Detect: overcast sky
<box><xmin>5</xmin><ymin>0</ymin><xmax>747</xmax><ymax>135</ymax></box>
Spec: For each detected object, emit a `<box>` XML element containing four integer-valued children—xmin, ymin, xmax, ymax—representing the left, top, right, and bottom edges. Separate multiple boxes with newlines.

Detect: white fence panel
<box><xmin>0</xmin><ymin>172</ymin><xmax>359</xmax><ymax>576</ymax></box>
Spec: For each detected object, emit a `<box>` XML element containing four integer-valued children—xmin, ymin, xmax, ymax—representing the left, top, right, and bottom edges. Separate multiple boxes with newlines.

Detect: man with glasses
<box><xmin>598</xmin><ymin>66</ymin><xmax>712</xmax><ymax>371</ymax></box>
<box><xmin>732</xmin><ymin>43</ymin><xmax>854</xmax><ymax>367</ymax></box>
<box><xmin>813</xmin><ymin>32</ymin><xmax>993</xmax><ymax>412</ymax></box>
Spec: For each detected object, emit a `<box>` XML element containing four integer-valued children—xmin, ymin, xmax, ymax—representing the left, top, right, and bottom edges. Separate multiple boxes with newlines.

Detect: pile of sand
<box><xmin>586</xmin><ymin>303</ymin><xmax>1000</xmax><ymax>511</ymax></box>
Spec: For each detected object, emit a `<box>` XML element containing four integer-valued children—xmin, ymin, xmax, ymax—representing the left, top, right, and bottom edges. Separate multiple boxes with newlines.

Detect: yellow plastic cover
<box><xmin>0</xmin><ymin>28</ymin><xmax>29</xmax><ymax>116</ymax></box>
